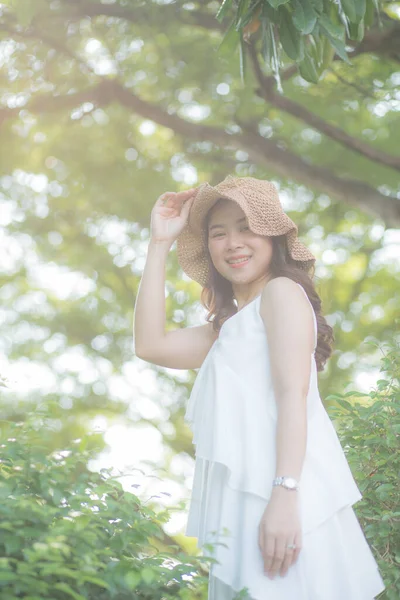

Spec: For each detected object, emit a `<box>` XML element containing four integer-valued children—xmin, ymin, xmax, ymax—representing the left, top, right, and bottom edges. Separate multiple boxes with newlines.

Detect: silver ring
<box><xmin>286</xmin><ymin>543</ymin><xmax>296</xmax><ymax>549</ymax></box>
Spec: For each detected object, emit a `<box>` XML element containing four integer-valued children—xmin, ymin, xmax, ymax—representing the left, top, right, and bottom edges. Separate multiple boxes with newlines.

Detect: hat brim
<box><xmin>177</xmin><ymin>177</ymin><xmax>315</xmax><ymax>286</ymax></box>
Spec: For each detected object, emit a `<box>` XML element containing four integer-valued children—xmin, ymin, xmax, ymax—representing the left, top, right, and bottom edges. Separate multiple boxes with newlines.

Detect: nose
<box><xmin>226</xmin><ymin>231</ymin><xmax>245</xmax><ymax>250</ymax></box>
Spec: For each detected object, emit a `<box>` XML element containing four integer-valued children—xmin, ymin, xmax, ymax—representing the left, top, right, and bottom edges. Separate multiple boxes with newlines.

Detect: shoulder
<box><xmin>260</xmin><ymin>276</ymin><xmax>301</xmax><ymax>301</ymax></box>
<box><xmin>259</xmin><ymin>277</ymin><xmax>311</xmax><ymax>324</ymax></box>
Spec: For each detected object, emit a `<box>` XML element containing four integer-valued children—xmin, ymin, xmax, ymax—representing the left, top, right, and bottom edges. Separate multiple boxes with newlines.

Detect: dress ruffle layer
<box><xmin>199</xmin><ymin>462</ymin><xmax>385</xmax><ymax>600</ymax></box>
<box><xmin>185</xmin><ymin>326</ymin><xmax>362</xmax><ymax>535</ymax></box>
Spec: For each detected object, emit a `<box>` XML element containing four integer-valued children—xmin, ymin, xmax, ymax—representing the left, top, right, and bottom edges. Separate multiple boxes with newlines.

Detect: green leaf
<box><xmin>342</xmin><ymin>0</ymin><xmax>366</xmax><ymax>24</ymax></box>
<box><xmin>239</xmin><ymin>34</ymin><xmax>247</xmax><ymax>84</ymax></box>
<box><xmin>309</xmin><ymin>0</ymin><xmax>323</xmax><ymax>13</ymax></box>
<box><xmin>216</xmin><ymin>0</ymin><xmax>233</xmax><ymax>23</ymax></box>
<box><xmin>125</xmin><ymin>571</ymin><xmax>142</xmax><ymax>590</ymax></box>
<box><xmin>325</xmin><ymin>393</ymin><xmax>345</xmax><ymax>401</ymax></box>
<box><xmin>235</xmin><ymin>0</ymin><xmax>251</xmax><ymax>30</ymax></box>
<box><xmin>375</xmin><ymin>483</ymin><xmax>393</xmax><ymax>496</ymax></box>
<box><xmin>266</xmin><ymin>0</ymin><xmax>291</xmax><ymax>9</ymax></box>
<box><xmin>279</xmin><ymin>8</ymin><xmax>304</xmax><ymax>61</ymax></box>
<box><xmin>141</xmin><ymin>566</ymin><xmax>156</xmax><ymax>585</ymax></box>
<box><xmin>325</xmin><ymin>33</ymin><xmax>351</xmax><ymax>64</ymax></box>
<box><xmin>261</xmin><ymin>0</ymin><xmax>280</xmax><ymax>21</ymax></box>
<box><xmin>81</xmin><ymin>574</ymin><xmax>110</xmax><ymax>588</ymax></box>
<box><xmin>0</xmin><ymin>572</ymin><xmax>17</xmax><ymax>582</ymax></box>
<box><xmin>321</xmin><ymin>33</ymin><xmax>335</xmax><ymax>69</ymax></box>
<box><xmin>354</xmin><ymin>0</ymin><xmax>367</xmax><ymax>21</ymax></box>
<box><xmin>319</xmin><ymin>18</ymin><xmax>351</xmax><ymax>64</ymax></box>
<box><xmin>364</xmin><ymin>0</ymin><xmax>375</xmax><ymax>26</ymax></box>
<box><xmin>292</xmin><ymin>0</ymin><xmax>317</xmax><ymax>34</ymax></box>
<box><xmin>299</xmin><ymin>52</ymin><xmax>320</xmax><ymax>83</ymax></box>
<box><xmin>53</xmin><ymin>583</ymin><xmax>85</xmax><ymax>600</ymax></box>
<box><xmin>336</xmin><ymin>398</ymin><xmax>355</xmax><ymax>411</ymax></box>
<box><xmin>236</xmin><ymin>0</ymin><xmax>262</xmax><ymax>30</ymax></box>
<box><xmin>318</xmin><ymin>14</ymin><xmax>345</xmax><ymax>40</ymax></box>
<box><xmin>217</xmin><ymin>18</ymin><xmax>240</xmax><ymax>57</ymax></box>
<box><xmin>260</xmin><ymin>11</ymin><xmax>272</xmax><ymax>63</ymax></box>
<box><xmin>341</xmin><ymin>0</ymin><xmax>357</xmax><ymax>23</ymax></box>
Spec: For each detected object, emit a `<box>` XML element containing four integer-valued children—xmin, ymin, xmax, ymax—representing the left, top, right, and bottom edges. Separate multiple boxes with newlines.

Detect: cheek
<box><xmin>252</xmin><ymin>240</ymin><xmax>273</xmax><ymax>263</ymax></box>
<box><xmin>208</xmin><ymin>240</ymin><xmax>223</xmax><ymax>260</ymax></box>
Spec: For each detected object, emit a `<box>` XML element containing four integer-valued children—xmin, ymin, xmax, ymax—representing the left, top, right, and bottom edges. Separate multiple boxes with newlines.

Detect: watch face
<box><xmin>285</xmin><ymin>477</ymin><xmax>297</xmax><ymax>488</ymax></box>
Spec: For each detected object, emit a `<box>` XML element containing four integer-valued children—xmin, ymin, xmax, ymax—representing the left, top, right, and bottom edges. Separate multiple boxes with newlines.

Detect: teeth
<box><xmin>228</xmin><ymin>257</ymin><xmax>249</xmax><ymax>264</ymax></box>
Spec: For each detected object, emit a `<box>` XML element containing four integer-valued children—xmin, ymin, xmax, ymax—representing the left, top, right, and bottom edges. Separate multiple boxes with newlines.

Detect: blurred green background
<box><xmin>0</xmin><ymin>1</ymin><xmax>399</xmax><ymax>597</ymax></box>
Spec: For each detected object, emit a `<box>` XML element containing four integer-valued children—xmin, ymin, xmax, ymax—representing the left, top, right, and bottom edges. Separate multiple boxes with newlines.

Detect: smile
<box><xmin>227</xmin><ymin>257</ymin><xmax>251</xmax><ymax>268</ymax></box>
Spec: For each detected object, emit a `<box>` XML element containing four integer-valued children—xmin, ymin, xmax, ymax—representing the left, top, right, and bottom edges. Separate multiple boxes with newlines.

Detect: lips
<box><xmin>227</xmin><ymin>256</ymin><xmax>251</xmax><ymax>267</ymax></box>
<box><xmin>226</xmin><ymin>255</ymin><xmax>251</xmax><ymax>264</ymax></box>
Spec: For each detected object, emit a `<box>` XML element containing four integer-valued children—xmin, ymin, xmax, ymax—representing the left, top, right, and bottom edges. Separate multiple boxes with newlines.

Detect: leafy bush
<box><xmin>0</xmin><ymin>336</ymin><xmax>397</xmax><ymax>598</ymax></box>
<box><xmin>0</xmin><ymin>402</ymin><xmax>212</xmax><ymax>600</ymax></box>
<box><xmin>327</xmin><ymin>338</ymin><xmax>400</xmax><ymax>599</ymax></box>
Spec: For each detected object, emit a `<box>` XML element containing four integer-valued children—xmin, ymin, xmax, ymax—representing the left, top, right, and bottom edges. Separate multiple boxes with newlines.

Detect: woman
<box><xmin>134</xmin><ymin>175</ymin><xmax>386</xmax><ymax>599</ymax></box>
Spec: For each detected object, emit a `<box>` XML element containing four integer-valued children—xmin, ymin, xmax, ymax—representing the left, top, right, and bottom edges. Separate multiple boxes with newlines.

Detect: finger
<box><xmin>179</xmin><ymin>195</ymin><xmax>194</xmax><ymax>221</ymax></box>
<box><xmin>155</xmin><ymin>192</ymin><xmax>174</xmax><ymax>206</ymax></box>
<box><xmin>258</xmin><ymin>525</ymin><xmax>265</xmax><ymax>561</ymax></box>
<box><xmin>279</xmin><ymin>543</ymin><xmax>296</xmax><ymax>577</ymax></box>
<box><xmin>268</xmin><ymin>537</ymin><xmax>285</xmax><ymax>577</ymax></box>
<box><xmin>264</xmin><ymin>534</ymin><xmax>275</xmax><ymax>575</ymax></box>
<box><xmin>170</xmin><ymin>188</ymin><xmax>198</xmax><ymax>205</ymax></box>
<box><xmin>281</xmin><ymin>533</ymin><xmax>302</xmax><ymax>577</ymax></box>
<box><xmin>291</xmin><ymin>532</ymin><xmax>302</xmax><ymax>565</ymax></box>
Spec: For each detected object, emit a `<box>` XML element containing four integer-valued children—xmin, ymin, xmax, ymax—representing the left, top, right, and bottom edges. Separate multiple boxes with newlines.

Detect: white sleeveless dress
<box><xmin>184</xmin><ymin>283</ymin><xmax>386</xmax><ymax>600</ymax></box>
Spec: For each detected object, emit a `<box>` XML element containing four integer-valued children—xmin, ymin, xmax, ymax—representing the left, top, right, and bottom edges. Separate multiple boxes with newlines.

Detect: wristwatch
<box><xmin>272</xmin><ymin>476</ymin><xmax>300</xmax><ymax>491</ymax></box>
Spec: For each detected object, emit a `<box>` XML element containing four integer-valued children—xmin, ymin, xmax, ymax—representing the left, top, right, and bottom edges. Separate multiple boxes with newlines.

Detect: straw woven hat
<box><xmin>176</xmin><ymin>175</ymin><xmax>316</xmax><ymax>286</ymax></box>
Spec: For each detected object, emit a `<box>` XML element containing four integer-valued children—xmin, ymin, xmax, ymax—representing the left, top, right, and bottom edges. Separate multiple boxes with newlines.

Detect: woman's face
<box><xmin>207</xmin><ymin>199</ymin><xmax>273</xmax><ymax>287</ymax></box>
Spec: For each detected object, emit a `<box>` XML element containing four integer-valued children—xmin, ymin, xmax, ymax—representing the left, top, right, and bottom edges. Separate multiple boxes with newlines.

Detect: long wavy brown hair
<box><xmin>200</xmin><ymin>211</ymin><xmax>334</xmax><ymax>372</ymax></box>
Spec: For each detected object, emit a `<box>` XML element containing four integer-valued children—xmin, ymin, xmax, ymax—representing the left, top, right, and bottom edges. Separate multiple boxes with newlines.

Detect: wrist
<box><xmin>270</xmin><ymin>487</ymin><xmax>299</xmax><ymax>506</ymax></box>
<box><xmin>271</xmin><ymin>485</ymin><xmax>298</xmax><ymax>496</ymax></box>
<box><xmin>272</xmin><ymin>475</ymin><xmax>300</xmax><ymax>492</ymax></box>
<box><xmin>148</xmin><ymin>239</ymin><xmax>172</xmax><ymax>253</ymax></box>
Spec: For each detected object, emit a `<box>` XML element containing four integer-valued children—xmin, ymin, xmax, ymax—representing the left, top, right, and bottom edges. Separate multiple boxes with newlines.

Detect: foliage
<box><xmin>218</xmin><ymin>0</ymin><xmax>393</xmax><ymax>83</ymax></box>
<box><xmin>1</xmin><ymin>333</ymin><xmax>399</xmax><ymax>597</ymax></box>
<box><xmin>0</xmin><ymin>401</ymin><xmax>214</xmax><ymax>599</ymax></box>
<box><xmin>327</xmin><ymin>336</ymin><xmax>400</xmax><ymax>598</ymax></box>
<box><xmin>0</xmin><ymin>0</ymin><xmax>398</xmax><ymax>566</ymax></box>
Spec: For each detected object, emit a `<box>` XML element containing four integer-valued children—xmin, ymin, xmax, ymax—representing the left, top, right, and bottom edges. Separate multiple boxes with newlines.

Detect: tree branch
<box><xmin>58</xmin><ymin>0</ymin><xmax>224</xmax><ymax>32</ymax></box>
<box><xmin>58</xmin><ymin>1</ymin><xmax>400</xmax><ymax>61</ymax></box>
<box><xmin>247</xmin><ymin>43</ymin><xmax>400</xmax><ymax>172</ymax></box>
<box><xmin>57</xmin><ymin>0</ymin><xmax>400</xmax><ymax>64</ymax></box>
<box><xmin>1</xmin><ymin>80</ymin><xmax>398</xmax><ymax>226</ymax></box>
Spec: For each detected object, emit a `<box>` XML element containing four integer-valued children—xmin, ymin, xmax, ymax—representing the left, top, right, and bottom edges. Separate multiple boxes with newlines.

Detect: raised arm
<box><xmin>133</xmin><ymin>189</ymin><xmax>218</xmax><ymax>370</ymax></box>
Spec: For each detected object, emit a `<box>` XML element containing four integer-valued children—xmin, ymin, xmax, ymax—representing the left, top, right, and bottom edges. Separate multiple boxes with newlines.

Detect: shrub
<box><xmin>327</xmin><ymin>339</ymin><xmax>400</xmax><ymax>599</ymax></box>
<box><xmin>0</xmin><ymin>402</ymin><xmax>211</xmax><ymax>600</ymax></box>
<box><xmin>1</xmin><ymin>336</ymin><xmax>397</xmax><ymax>598</ymax></box>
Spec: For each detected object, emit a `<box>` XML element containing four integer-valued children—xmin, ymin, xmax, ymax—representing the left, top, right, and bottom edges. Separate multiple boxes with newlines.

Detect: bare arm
<box><xmin>259</xmin><ymin>277</ymin><xmax>315</xmax><ymax>486</ymax></box>
<box><xmin>133</xmin><ymin>187</ymin><xmax>218</xmax><ymax>370</ymax></box>
<box><xmin>258</xmin><ymin>277</ymin><xmax>315</xmax><ymax>577</ymax></box>
<box><xmin>133</xmin><ymin>240</ymin><xmax>218</xmax><ymax>369</ymax></box>
<box><xmin>133</xmin><ymin>239</ymin><xmax>171</xmax><ymax>358</ymax></box>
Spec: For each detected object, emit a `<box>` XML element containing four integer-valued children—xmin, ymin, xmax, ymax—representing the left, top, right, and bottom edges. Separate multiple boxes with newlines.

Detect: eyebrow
<box><xmin>209</xmin><ymin>216</ymin><xmax>247</xmax><ymax>232</ymax></box>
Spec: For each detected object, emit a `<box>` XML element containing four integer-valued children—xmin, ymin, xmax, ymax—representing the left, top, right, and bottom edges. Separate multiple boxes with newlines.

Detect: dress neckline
<box><xmin>235</xmin><ymin>293</ymin><xmax>263</xmax><ymax>312</ymax></box>
<box><xmin>219</xmin><ymin>293</ymin><xmax>262</xmax><ymax>333</ymax></box>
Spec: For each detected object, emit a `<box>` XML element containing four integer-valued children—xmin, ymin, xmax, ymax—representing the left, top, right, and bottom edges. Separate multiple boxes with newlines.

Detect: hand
<box><xmin>258</xmin><ymin>488</ymin><xmax>302</xmax><ymax>579</ymax></box>
<box><xmin>150</xmin><ymin>188</ymin><xmax>198</xmax><ymax>246</ymax></box>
